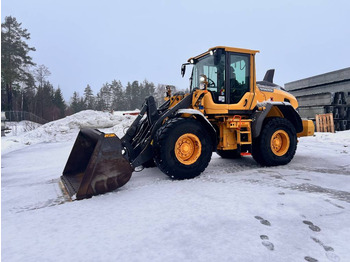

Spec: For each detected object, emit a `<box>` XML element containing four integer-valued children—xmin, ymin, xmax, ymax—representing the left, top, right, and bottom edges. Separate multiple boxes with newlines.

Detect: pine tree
<box><xmin>53</xmin><ymin>87</ymin><xmax>66</xmax><ymax>119</ymax></box>
<box><xmin>95</xmin><ymin>93</ymin><xmax>105</xmax><ymax>111</ymax></box>
<box><xmin>34</xmin><ymin>86</ymin><xmax>44</xmax><ymax>117</ymax></box>
<box><xmin>110</xmin><ymin>80</ymin><xmax>125</xmax><ymax>110</ymax></box>
<box><xmin>22</xmin><ymin>71</ymin><xmax>36</xmax><ymax>112</ymax></box>
<box><xmin>131</xmin><ymin>81</ymin><xmax>141</xmax><ymax>109</ymax></box>
<box><xmin>41</xmin><ymin>82</ymin><xmax>55</xmax><ymax>120</ymax></box>
<box><xmin>1</xmin><ymin>16</ymin><xmax>36</xmax><ymax>110</ymax></box>
<box><xmin>70</xmin><ymin>92</ymin><xmax>85</xmax><ymax>113</ymax></box>
<box><xmin>140</xmin><ymin>79</ymin><xmax>155</xmax><ymax>105</ymax></box>
<box><xmin>98</xmin><ymin>83</ymin><xmax>112</xmax><ymax>110</ymax></box>
<box><xmin>124</xmin><ymin>82</ymin><xmax>133</xmax><ymax>110</ymax></box>
<box><xmin>83</xmin><ymin>84</ymin><xmax>95</xmax><ymax>109</ymax></box>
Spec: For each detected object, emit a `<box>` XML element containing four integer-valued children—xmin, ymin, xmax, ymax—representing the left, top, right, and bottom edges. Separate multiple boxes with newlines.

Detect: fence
<box><xmin>2</xmin><ymin>111</ymin><xmax>48</xmax><ymax>125</ymax></box>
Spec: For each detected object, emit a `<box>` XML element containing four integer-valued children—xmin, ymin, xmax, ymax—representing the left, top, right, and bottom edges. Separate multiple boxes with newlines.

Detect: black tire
<box><xmin>216</xmin><ymin>149</ymin><xmax>241</xmax><ymax>159</ymax></box>
<box><xmin>252</xmin><ymin>117</ymin><xmax>297</xmax><ymax>166</ymax></box>
<box><xmin>153</xmin><ymin>118</ymin><xmax>213</xmax><ymax>179</ymax></box>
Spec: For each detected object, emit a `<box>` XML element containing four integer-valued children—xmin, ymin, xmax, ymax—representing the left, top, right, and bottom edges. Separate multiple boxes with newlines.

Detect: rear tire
<box><xmin>154</xmin><ymin>118</ymin><xmax>212</xmax><ymax>179</ymax></box>
<box><xmin>252</xmin><ymin>117</ymin><xmax>297</xmax><ymax>166</ymax></box>
<box><xmin>216</xmin><ymin>149</ymin><xmax>241</xmax><ymax>159</ymax></box>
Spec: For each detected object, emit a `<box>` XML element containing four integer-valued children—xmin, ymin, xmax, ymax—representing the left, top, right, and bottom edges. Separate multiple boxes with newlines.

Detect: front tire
<box><xmin>154</xmin><ymin>118</ymin><xmax>213</xmax><ymax>179</ymax></box>
<box><xmin>252</xmin><ymin>117</ymin><xmax>297</xmax><ymax>166</ymax></box>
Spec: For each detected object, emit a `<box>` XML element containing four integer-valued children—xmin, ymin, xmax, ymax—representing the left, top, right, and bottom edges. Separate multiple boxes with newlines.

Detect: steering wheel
<box><xmin>207</xmin><ymin>77</ymin><xmax>215</xmax><ymax>87</ymax></box>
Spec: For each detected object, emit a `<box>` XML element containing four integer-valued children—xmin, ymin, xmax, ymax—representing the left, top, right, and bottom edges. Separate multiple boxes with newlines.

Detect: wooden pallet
<box><xmin>315</xmin><ymin>113</ymin><xmax>335</xmax><ymax>133</ymax></box>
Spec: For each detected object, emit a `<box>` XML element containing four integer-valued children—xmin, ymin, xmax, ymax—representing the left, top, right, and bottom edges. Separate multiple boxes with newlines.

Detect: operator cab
<box><xmin>182</xmin><ymin>47</ymin><xmax>258</xmax><ymax>105</ymax></box>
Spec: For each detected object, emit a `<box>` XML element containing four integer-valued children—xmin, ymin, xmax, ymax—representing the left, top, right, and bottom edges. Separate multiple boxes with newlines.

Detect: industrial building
<box><xmin>285</xmin><ymin>67</ymin><xmax>350</xmax><ymax>131</ymax></box>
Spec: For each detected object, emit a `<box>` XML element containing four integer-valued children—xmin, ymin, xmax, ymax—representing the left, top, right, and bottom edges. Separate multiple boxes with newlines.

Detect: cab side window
<box><xmin>229</xmin><ymin>54</ymin><xmax>250</xmax><ymax>104</ymax></box>
<box><xmin>203</xmin><ymin>54</ymin><xmax>226</xmax><ymax>104</ymax></box>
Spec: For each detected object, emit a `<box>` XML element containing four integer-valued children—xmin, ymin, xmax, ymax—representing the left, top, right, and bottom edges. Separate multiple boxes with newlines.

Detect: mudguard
<box><xmin>252</xmin><ymin>102</ymin><xmax>303</xmax><ymax>138</ymax></box>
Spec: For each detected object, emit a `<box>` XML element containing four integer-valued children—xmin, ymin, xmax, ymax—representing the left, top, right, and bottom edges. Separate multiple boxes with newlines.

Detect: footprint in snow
<box><xmin>303</xmin><ymin>220</ymin><xmax>321</xmax><ymax>232</ymax></box>
<box><xmin>260</xmin><ymin>235</ymin><xmax>269</xmax><ymax>240</ymax></box>
<box><xmin>304</xmin><ymin>256</ymin><xmax>318</xmax><ymax>262</ymax></box>
<box><xmin>311</xmin><ymin>237</ymin><xmax>340</xmax><ymax>262</ymax></box>
<box><xmin>255</xmin><ymin>216</ymin><xmax>271</xmax><ymax>226</ymax></box>
<box><xmin>260</xmin><ymin>235</ymin><xmax>274</xmax><ymax>251</ymax></box>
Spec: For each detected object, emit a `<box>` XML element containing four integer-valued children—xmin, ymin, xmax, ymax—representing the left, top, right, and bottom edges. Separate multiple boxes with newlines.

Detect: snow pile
<box><xmin>22</xmin><ymin>110</ymin><xmax>137</xmax><ymax>141</ymax></box>
<box><xmin>1</xmin><ymin>110</ymin><xmax>137</xmax><ymax>154</ymax></box>
<box><xmin>5</xmin><ymin>121</ymin><xmax>42</xmax><ymax>137</ymax></box>
<box><xmin>312</xmin><ymin>130</ymin><xmax>350</xmax><ymax>144</ymax></box>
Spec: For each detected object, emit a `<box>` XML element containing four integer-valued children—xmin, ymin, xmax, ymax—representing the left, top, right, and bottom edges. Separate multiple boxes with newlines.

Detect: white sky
<box><xmin>2</xmin><ymin>0</ymin><xmax>350</xmax><ymax>100</ymax></box>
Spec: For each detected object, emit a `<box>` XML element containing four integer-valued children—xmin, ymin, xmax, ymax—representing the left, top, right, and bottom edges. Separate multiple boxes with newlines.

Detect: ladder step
<box><xmin>240</xmin><ymin>142</ymin><xmax>252</xmax><ymax>145</ymax></box>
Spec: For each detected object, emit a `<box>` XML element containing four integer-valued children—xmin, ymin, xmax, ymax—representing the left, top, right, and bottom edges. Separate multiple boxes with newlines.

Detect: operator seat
<box><xmin>230</xmin><ymin>67</ymin><xmax>241</xmax><ymax>103</ymax></box>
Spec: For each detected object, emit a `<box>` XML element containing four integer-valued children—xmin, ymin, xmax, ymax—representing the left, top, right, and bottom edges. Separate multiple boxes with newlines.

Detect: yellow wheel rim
<box><xmin>175</xmin><ymin>133</ymin><xmax>202</xmax><ymax>165</ymax></box>
<box><xmin>270</xmin><ymin>130</ymin><xmax>290</xmax><ymax>156</ymax></box>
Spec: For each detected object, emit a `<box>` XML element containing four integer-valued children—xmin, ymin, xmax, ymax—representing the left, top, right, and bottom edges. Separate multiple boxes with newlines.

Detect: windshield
<box><xmin>190</xmin><ymin>53</ymin><xmax>226</xmax><ymax>92</ymax></box>
<box><xmin>190</xmin><ymin>52</ymin><xmax>226</xmax><ymax>103</ymax></box>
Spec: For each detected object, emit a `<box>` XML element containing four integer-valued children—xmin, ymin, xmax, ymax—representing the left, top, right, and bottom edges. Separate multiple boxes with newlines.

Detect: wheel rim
<box><xmin>270</xmin><ymin>130</ymin><xmax>290</xmax><ymax>156</ymax></box>
<box><xmin>175</xmin><ymin>133</ymin><xmax>202</xmax><ymax>165</ymax></box>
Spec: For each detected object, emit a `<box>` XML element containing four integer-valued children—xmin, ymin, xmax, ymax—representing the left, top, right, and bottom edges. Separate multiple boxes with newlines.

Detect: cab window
<box><xmin>229</xmin><ymin>54</ymin><xmax>250</xmax><ymax>104</ymax></box>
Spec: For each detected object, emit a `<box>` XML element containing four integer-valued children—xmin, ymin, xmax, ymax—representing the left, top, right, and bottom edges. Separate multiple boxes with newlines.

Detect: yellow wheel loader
<box><xmin>60</xmin><ymin>46</ymin><xmax>314</xmax><ymax>200</ymax></box>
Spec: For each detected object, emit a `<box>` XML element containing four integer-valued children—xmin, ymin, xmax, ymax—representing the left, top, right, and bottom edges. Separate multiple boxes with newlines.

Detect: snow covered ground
<box><xmin>2</xmin><ymin>111</ymin><xmax>350</xmax><ymax>262</ymax></box>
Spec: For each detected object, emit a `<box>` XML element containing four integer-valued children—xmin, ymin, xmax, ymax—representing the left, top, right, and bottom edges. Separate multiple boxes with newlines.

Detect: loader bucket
<box><xmin>60</xmin><ymin>128</ymin><xmax>133</xmax><ymax>200</ymax></box>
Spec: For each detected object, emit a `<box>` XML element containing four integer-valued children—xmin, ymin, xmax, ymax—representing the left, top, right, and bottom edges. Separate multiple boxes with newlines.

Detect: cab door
<box><xmin>227</xmin><ymin>53</ymin><xmax>254</xmax><ymax>112</ymax></box>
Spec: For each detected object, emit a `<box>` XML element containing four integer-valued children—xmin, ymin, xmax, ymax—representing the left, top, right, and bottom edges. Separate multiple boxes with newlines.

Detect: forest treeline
<box><xmin>1</xmin><ymin>16</ymin><xmax>175</xmax><ymax>122</ymax></box>
<box><xmin>70</xmin><ymin>80</ymin><xmax>170</xmax><ymax>114</ymax></box>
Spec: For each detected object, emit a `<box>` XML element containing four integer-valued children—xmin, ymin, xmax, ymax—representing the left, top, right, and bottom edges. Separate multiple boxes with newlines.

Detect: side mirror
<box><xmin>181</xmin><ymin>64</ymin><xmax>186</xmax><ymax>77</ymax></box>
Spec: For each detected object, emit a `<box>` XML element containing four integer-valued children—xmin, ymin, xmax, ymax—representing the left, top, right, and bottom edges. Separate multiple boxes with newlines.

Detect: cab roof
<box><xmin>187</xmin><ymin>46</ymin><xmax>260</xmax><ymax>62</ymax></box>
